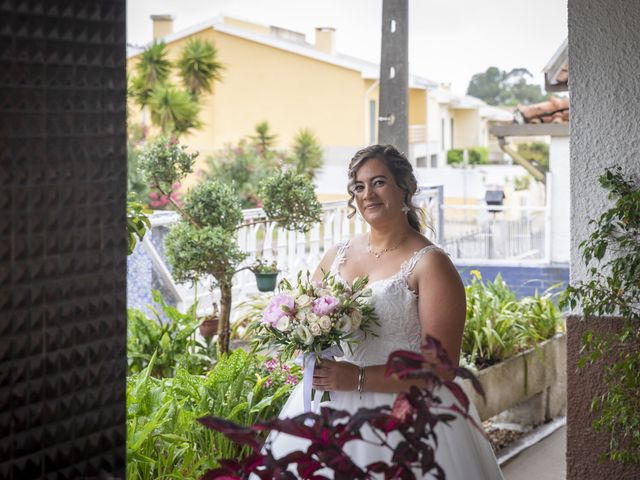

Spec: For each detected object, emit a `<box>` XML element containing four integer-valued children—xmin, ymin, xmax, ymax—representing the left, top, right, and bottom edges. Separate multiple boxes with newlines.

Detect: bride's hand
<box><xmin>312</xmin><ymin>359</ymin><xmax>359</xmax><ymax>391</ymax></box>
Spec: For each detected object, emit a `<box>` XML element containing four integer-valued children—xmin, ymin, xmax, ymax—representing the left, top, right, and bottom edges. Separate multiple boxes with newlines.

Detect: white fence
<box><xmin>440</xmin><ymin>204</ymin><xmax>550</xmax><ymax>264</ymax></box>
<box><xmin>137</xmin><ymin>186</ymin><xmax>442</xmax><ymax>316</ymax></box>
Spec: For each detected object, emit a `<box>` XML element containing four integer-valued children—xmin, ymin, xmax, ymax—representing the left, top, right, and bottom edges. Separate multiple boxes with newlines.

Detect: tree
<box><xmin>147</xmin><ymin>83</ymin><xmax>202</xmax><ymax>135</ymax></box>
<box><xmin>202</xmin><ymin>123</ymin><xmax>324</xmax><ymax>208</ymax></box>
<box><xmin>516</xmin><ymin>142</ymin><xmax>549</xmax><ymax>171</ymax></box>
<box><xmin>177</xmin><ymin>39</ymin><xmax>225</xmax><ymax>98</ymax></box>
<box><xmin>288</xmin><ymin>128</ymin><xmax>324</xmax><ymax>181</ymax></box>
<box><xmin>467</xmin><ymin>66</ymin><xmax>548</xmax><ymax>106</ymax></box>
<box><xmin>129</xmin><ymin>43</ymin><xmax>172</xmax><ymax>107</ymax></box>
<box><xmin>140</xmin><ymin>136</ymin><xmax>323</xmax><ymax>354</ymax></box>
<box><xmin>128</xmin><ymin>39</ymin><xmax>224</xmax><ymax>137</ymax></box>
<box><xmin>250</xmin><ymin>121</ymin><xmax>278</xmax><ymax>159</ymax></box>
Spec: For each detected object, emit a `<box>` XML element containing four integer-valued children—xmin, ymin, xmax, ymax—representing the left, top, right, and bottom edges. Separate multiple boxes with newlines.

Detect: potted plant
<box><xmin>199</xmin><ymin>302</ymin><xmax>220</xmax><ymax>338</ymax></box>
<box><xmin>251</xmin><ymin>259</ymin><xmax>279</xmax><ymax>292</ymax></box>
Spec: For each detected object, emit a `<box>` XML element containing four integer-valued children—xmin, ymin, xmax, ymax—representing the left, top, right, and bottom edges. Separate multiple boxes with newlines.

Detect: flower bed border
<box><xmin>465</xmin><ymin>333</ymin><xmax>566</xmax><ymax>421</ymax></box>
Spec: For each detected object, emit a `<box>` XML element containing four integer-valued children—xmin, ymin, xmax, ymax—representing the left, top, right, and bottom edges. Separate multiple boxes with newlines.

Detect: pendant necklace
<box><xmin>367</xmin><ymin>233</ymin><xmax>407</xmax><ymax>259</ymax></box>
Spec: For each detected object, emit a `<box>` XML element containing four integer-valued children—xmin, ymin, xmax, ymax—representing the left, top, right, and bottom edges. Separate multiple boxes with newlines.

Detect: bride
<box><xmin>269</xmin><ymin>144</ymin><xmax>504</xmax><ymax>479</ymax></box>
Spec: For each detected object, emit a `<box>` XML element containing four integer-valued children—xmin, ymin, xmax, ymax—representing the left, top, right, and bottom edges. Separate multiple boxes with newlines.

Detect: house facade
<box><xmin>128</xmin><ymin>15</ymin><xmax>508</xmax><ymax>192</ymax></box>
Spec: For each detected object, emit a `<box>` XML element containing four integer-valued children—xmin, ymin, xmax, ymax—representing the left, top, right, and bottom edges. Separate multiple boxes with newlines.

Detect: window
<box><xmin>430</xmin><ymin>154</ymin><xmax>438</xmax><ymax>168</ymax></box>
<box><xmin>416</xmin><ymin>156</ymin><xmax>427</xmax><ymax>167</ymax></box>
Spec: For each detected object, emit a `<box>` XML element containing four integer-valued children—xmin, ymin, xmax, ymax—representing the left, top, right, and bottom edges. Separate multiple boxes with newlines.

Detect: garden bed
<box><xmin>465</xmin><ymin>333</ymin><xmax>566</xmax><ymax>422</ymax></box>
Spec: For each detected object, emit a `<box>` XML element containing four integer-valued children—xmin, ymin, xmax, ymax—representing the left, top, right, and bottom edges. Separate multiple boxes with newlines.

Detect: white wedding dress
<box><xmin>268</xmin><ymin>241</ymin><xmax>504</xmax><ymax>480</ymax></box>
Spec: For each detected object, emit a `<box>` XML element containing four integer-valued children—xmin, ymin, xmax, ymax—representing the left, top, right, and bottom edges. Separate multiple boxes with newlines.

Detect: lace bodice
<box><xmin>329</xmin><ymin>239</ymin><xmax>444</xmax><ymax>366</ymax></box>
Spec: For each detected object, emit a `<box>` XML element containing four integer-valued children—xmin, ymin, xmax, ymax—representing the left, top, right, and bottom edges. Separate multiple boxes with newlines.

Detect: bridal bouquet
<box><xmin>251</xmin><ymin>271</ymin><xmax>378</xmax><ymax>411</ymax></box>
<box><xmin>252</xmin><ymin>271</ymin><xmax>377</xmax><ymax>359</ymax></box>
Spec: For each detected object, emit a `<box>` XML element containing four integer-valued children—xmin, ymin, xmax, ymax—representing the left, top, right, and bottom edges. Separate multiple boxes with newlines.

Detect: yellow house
<box><xmin>127</xmin><ymin>15</ymin><xmax>438</xmax><ymax>193</ymax></box>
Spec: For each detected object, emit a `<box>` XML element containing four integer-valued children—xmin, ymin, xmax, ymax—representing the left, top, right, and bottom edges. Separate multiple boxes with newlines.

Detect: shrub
<box><xmin>468</xmin><ymin>146</ymin><xmax>489</xmax><ymax>165</ymax></box>
<box><xmin>142</xmin><ymin>135</ymin><xmax>322</xmax><ymax>353</ymax></box>
<box><xmin>516</xmin><ymin>142</ymin><xmax>549</xmax><ymax>170</ymax></box>
<box><xmin>447</xmin><ymin>148</ymin><xmax>464</xmax><ymax>166</ymax></box>
<box><xmin>197</xmin><ymin>336</ymin><xmax>485</xmax><ymax>479</ymax></box>
<box><xmin>561</xmin><ymin>166</ymin><xmax>640</xmax><ymax>464</ymax></box>
<box><xmin>126</xmin><ymin>349</ymin><xmax>299</xmax><ymax>480</ymax></box>
<box><xmin>461</xmin><ymin>270</ymin><xmax>564</xmax><ymax>368</ymax></box>
<box><xmin>446</xmin><ymin>147</ymin><xmax>488</xmax><ymax>167</ymax></box>
<box><xmin>127</xmin><ymin>290</ymin><xmax>215</xmax><ymax>377</ymax></box>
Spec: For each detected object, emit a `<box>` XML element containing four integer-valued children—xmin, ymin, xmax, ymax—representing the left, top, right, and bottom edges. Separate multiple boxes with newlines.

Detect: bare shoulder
<box><xmin>411</xmin><ymin>245</ymin><xmax>462</xmax><ymax>291</ymax></box>
<box><xmin>316</xmin><ymin>237</ymin><xmax>353</xmax><ymax>274</ymax></box>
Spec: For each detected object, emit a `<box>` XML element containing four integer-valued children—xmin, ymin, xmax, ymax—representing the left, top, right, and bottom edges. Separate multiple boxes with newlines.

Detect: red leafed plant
<box><xmin>197</xmin><ymin>335</ymin><xmax>486</xmax><ymax>479</ymax></box>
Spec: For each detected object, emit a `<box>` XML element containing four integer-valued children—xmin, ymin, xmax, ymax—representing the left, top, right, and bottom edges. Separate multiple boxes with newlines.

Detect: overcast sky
<box><xmin>127</xmin><ymin>0</ymin><xmax>568</xmax><ymax>95</ymax></box>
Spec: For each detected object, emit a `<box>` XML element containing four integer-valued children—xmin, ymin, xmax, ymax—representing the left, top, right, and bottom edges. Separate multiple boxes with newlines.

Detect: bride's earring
<box><xmin>401</xmin><ymin>203</ymin><xmax>410</xmax><ymax>214</ymax></box>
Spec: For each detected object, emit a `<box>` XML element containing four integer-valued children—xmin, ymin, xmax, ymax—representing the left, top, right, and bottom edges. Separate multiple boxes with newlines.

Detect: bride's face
<box><xmin>352</xmin><ymin>157</ymin><xmax>405</xmax><ymax>224</ymax></box>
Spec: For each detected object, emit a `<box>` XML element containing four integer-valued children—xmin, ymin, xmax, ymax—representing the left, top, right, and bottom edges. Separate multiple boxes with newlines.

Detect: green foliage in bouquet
<box><xmin>561</xmin><ymin>166</ymin><xmax>640</xmax><ymax>464</ymax></box>
<box><xmin>127</xmin><ymin>349</ymin><xmax>299</xmax><ymax>480</ymax></box>
<box><xmin>141</xmin><ymin>135</ymin><xmax>323</xmax><ymax>353</ymax></box>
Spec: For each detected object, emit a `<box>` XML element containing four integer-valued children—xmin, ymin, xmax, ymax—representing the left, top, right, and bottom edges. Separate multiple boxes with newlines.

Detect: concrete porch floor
<box><xmin>502</xmin><ymin>426</ymin><xmax>566</xmax><ymax>480</ymax></box>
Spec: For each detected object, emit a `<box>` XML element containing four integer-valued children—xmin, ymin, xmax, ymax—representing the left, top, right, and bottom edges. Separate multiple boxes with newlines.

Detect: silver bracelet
<box><xmin>357</xmin><ymin>366</ymin><xmax>365</xmax><ymax>398</ymax></box>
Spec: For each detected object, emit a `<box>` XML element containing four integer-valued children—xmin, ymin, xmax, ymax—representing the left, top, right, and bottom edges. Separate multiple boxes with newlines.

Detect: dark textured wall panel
<box><xmin>0</xmin><ymin>0</ymin><xmax>127</xmax><ymax>478</ymax></box>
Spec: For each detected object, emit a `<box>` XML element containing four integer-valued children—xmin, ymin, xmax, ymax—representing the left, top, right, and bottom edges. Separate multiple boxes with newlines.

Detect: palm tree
<box><xmin>250</xmin><ymin>121</ymin><xmax>278</xmax><ymax>159</ymax></box>
<box><xmin>177</xmin><ymin>39</ymin><xmax>225</xmax><ymax>98</ymax></box>
<box><xmin>130</xmin><ymin>42</ymin><xmax>172</xmax><ymax>108</ymax></box>
<box><xmin>148</xmin><ymin>84</ymin><xmax>202</xmax><ymax>135</ymax></box>
<box><xmin>290</xmin><ymin>129</ymin><xmax>324</xmax><ymax>180</ymax></box>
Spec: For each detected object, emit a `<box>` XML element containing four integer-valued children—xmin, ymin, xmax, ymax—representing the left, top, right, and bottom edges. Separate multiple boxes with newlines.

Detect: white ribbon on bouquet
<box><xmin>295</xmin><ymin>345</ymin><xmax>344</xmax><ymax>413</ymax></box>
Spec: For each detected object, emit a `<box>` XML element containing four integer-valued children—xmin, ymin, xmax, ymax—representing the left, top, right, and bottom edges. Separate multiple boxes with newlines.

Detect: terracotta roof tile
<box><xmin>515</xmin><ymin>96</ymin><xmax>569</xmax><ymax>124</ymax></box>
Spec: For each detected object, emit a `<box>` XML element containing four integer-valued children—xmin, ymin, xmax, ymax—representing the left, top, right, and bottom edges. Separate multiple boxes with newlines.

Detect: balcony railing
<box><xmin>128</xmin><ymin>186</ymin><xmax>443</xmax><ymax>317</ymax></box>
<box><xmin>409</xmin><ymin>124</ymin><xmax>427</xmax><ymax>144</ymax></box>
<box><xmin>440</xmin><ymin>204</ymin><xmax>550</xmax><ymax>263</ymax></box>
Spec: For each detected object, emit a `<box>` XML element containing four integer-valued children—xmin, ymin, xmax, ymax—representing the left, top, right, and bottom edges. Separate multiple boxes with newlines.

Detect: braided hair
<box><xmin>346</xmin><ymin>144</ymin><xmax>424</xmax><ymax>233</ymax></box>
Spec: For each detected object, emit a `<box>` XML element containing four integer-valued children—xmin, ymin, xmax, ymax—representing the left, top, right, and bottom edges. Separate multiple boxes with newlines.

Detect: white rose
<box><xmin>336</xmin><ymin>314</ymin><xmax>353</xmax><ymax>333</ymax></box>
<box><xmin>296</xmin><ymin>325</ymin><xmax>314</xmax><ymax>345</ymax></box>
<box><xmin>315</xmin><ymin>287</ymin><xmax>332</xmax><ymax>297</ymax></box>
<box><xmin>276</xmin><ymin>316</ymin><xmax>290</xmax><ymax>332</ymax></box>
<box><xmin>318</xmin><ymin>315</ymin><xmax>332</xmax><ymax>332</ymax></box>
<box><xmin>309</xmin><ymin>322</ymin><xmax>322</xmax><ymax>336</ymax></box>
<box><xmin>307</xmin><ymin>312</ymin><xmax>319</xmax><ymax>325</ymax></box>
<box><xmin>295</xmin><ymin>309</ymin><xmax>307</xmax><ymax>322</ymax></box>
<box><xmin>296</xmin><ymin>294</ymin><xmax>313</xmax><ymax>308</ymax></box>
<box><xmin>350</xmin><ymin>310</ymin><xmax>362</xmax><ymax>330</ymax></box>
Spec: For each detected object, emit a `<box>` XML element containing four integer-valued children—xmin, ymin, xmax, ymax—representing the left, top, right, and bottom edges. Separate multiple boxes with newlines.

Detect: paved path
<box><xmin>501</xmin><ymin>426</ymin><xmax>566</xmax><ymax>480</ymax></box>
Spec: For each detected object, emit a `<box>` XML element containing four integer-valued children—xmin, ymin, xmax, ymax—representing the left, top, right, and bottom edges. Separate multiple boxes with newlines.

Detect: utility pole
<box><xmin>378</xmin><ymin>0</ymin><xmax>409</xmax><ymax>155</ymax></box>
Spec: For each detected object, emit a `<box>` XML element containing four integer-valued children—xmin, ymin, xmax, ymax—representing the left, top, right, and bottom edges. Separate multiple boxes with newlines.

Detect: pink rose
<box><xmin>312</xmin><ymin>295</ymin><xmax>339</xmax><ymax>316</ymax></box>
<box><xmin>262</xmin><ymin>294</ymin><xmax>295</xmax><ymax>326</ymax></box>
